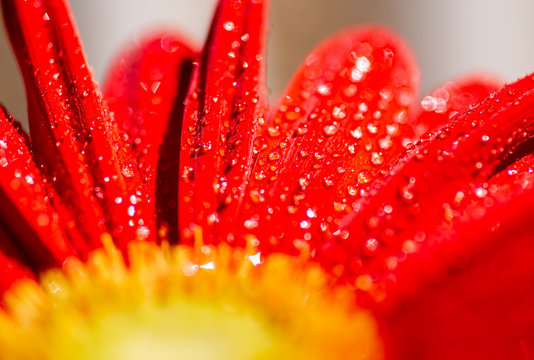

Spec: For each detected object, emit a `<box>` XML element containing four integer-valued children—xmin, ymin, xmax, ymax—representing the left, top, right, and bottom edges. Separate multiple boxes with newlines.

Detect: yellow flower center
<box><xmin>0</xmin><ymin>239</ymin><xmax>383</xmax><ymax>359</ymax></box>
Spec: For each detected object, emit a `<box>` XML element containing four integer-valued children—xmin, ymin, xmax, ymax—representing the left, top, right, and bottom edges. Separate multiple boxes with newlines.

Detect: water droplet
<box><xmin>356</xmin><ymin>56</ymin><xmax>371</xmax><ymax>72</ymax></box>
<box><xmin>421</xmin><ymin>96</ymin><xmax>437</xmax><ymax>111</ymax></box>
<box><xmin>244</xmin><ymin>218</ymin><xmax>259</xmax><ymax>230</ymax></box>
<box><xmin>207</xmin><ymin>213</ymin><xmax>219</xmax><ymax>225</ymax></box>
<box><xmin>332</xmin><ymin>106</ymin><xmax>346</xmax><ymax>119</ymax></box>
<box><xmin>370</xmin><ymin>152</ymin><xmax>384</xmax><ymax>166</ymax></box>
<box><xmin>347</xmin><ymin>185</ymin><xmax>358</xmax><ymax>196</ymax></box>
<box><xmin>223</xmin><ymin>21</ymin><xmax>235</xmax><ymax>31</ymax></box>
<box><xmin>253</xmin><ymin>136</ymin><xmax>267</xmax><ymax>153</ymax></box>
<box><xmin>351</xmin><ymin>68</ymin><xmax>363</xmax><ymax>82</ymax></box>
<box><xmin>399</xmin><ymin>178</ymin><xmax>416</xmax><ymax>203</ymax></box>
<box><xmin>127</xmin><ymin>206</ymin><xmax>136</xmax><ymax>217</ymax></box>
<box><xmin>267</xmin><ymin>126</ymin><xmax>280</xmax><ymax>138</ymax></box>
<box><xmin>268</xmin><ymin>151</ymin><xmax>281</xmax><ymax>161</ymax></box>
<box><xmin>343</xmin><ymin>84</ymin><xmax>357</xmax><ymax>97</ymax></box>
<box><xmin>300</xmin><ymin>220</ymin><xmax>311</xmax><ymax>229</ymax></box>
<box><xmin>323</xmin><ymin>177</ymin><xmax>334</xmax><ymax>188</ymax></box>
<box><xmin>367</xmin><ymin>123</ymin><xmax>378</xmax><ymax>134</ymax></box>
<box><xmin>363</xmin><ymin>238</ymin><xmax>379</xmax><ymax>255</ymax></box>
<box><xmin>357</xmin><ymin>170</ymin><xmax>371</xmax><ymax>184</ymax></box>
<box><xmin>317</xmin><ymin>84</ymin><xmax>331</xmax><ymax>96</ymax></box>
<box><xmin>475</xmin><ymin>187</ymin><xmax>488</xmax><ymax>198</ymax></box>
<box><xmin>121</xmin><ymin>165</ymin><xmax>135</xmax><ymax>178</ymax></box>
<box><xmin>378</xmin><ymin>136</ymin><xmax>393</xmax><ymax>150</ymax></box>
<box><xmin>323</xmin><ymin>123</ymin><xmax>339</xmax><ymax>136</ymax></box>
<box><xmin>249</xmin><ymin>189</ymin><xmax>265</xmax><ymax>204</ymax></box>
<box><xmin>350</xmin><ymin>127</ymin><xmax>363</xmax><ymax>139</ymax></box>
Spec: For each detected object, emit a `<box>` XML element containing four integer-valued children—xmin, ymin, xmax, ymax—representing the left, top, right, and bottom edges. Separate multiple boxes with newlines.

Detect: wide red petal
<box><xmin>2</xmin><ymin>0</ymin><xmax>153</xmax><ymax>251</ymax></box>
<box><xmin>321</xmin><ymin>74</ymin><xmax>534</xmax><ymax>297</ymax></box>
<box><xmin>178</xmin><ymin>0</ymin><xmax>268</xmax><ymax>245</ymax></box>
<box><xmin>104</xmin><ymin>33</ymin><xmax>197</xmax><ymax>242</ymax></box>
<box><xmin>236</xmin><ymin>26</ymin><xmax>419</xmax><ymax>254</ymax></box>
<box><xmin>378</xmin><ymin>181</ymin><xmax>534</xmax><ymax>360</ymax></box>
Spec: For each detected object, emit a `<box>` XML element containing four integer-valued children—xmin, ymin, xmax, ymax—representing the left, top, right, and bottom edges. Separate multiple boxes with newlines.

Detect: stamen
<box><xmin>0</xmin><ymin>242</ymin><xmax>383</xmax><ymax>359</ymax></box>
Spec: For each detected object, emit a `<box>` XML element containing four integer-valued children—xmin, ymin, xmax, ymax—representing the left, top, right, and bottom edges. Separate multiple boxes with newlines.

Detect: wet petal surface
<box><xmin>104</xmin><ymin>33</ymin><xmax>197</xmax><ymax>242</ymax></box>
<box><xmin>2</xmin><ymin>0</ymin><xmax>153</xmax><ymax>251</ymax></box>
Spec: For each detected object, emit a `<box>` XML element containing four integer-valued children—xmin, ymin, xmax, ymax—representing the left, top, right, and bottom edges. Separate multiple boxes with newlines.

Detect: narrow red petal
<box><xmin>238</xmin><ymin>27</ymin><xmax>419</xmax><ymax>254</ymax></box>
<box><xmin>322</xmin><ymin>74</ymin><xmax>534</xmax><ymax>297</ymax></box>
<box><xmin>178</xmin><ymin>0</ymin><xmax>268</xmax><ymax>244</ymax></box>
<box><xmin>2</xmin><ymin>0</ymin><xmax>153</xmax><ymax>250</ymax></box>
<box><xmin>104</xmin><ymin>33</ymin><xmax>197</xmax><ymax>242</ymax></box>
<box><xmin>0</xmin><ymin>107</ymin><xmax>78</xmax><ymax>268</ymax></box>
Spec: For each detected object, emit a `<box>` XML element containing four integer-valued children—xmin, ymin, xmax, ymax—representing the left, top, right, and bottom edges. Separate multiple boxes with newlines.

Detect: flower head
<box><xmin>0</xmin><ymin>0</ymin><xmax>533</xmax><ymax>359</ymax></box>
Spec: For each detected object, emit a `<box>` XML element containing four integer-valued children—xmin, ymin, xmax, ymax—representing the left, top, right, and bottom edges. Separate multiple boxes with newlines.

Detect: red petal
<box><xmin>0</xmin><ymin>107</ymin><xmax>78</xmax><ymax>268</ymax></box>
<box><xmin>178</xmin><ymin>0</ymin><xmax>268</xmax><ymax>244</ymax></box>
<box><xmin>325</xmin><ymin>76</ymin><xmax>534</xmax><ymax>359</ymax></box>
<box><xmin>239</xmin><ymin>26</ymin><xmax>419</xmax><ymax>254</ymax></box>
<box><xmin>378</xmin><ymin>183</ymin><xmax>534</xmax><ymax>360</ymax></box>
<box><xmin>323</xmin><ymin>74</ymin><xmax>534</xmax><ymax>298</ymax></box>
<box><xmin>104</xmin><ymin>33</ymin><xmax>197</xmax><ymax>242</ymax></box>
<box><xmin>2</xmin><ymin>0</ymin><xmax>153</xmax><ymax>250</ymax></box>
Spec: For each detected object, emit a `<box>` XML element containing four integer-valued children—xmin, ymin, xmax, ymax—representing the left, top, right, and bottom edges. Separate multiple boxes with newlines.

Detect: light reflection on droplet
<box><xmin>248</xmin><ymin>252</ymin><xmax>261</xmax><ymax>266</ymax></box>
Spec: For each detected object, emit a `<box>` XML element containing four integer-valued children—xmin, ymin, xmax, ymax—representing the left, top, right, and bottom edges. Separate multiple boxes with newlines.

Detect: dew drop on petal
<box><xmin>350</xmin><ymin>127</ymin><xmax>363</xmax><ymax>139</ymax></box>
<box><xmin>306</xmin><ymin>208</ymin><xmax>317</xmax><ymax>218</ymax></box>
<box><xmin>248</xmin><ymin>252</ymin><xmax>261</xmax><ymax>266</ymax></box>
<box><xmin>300</xmin><ymin>220</ymin><xmax>311</xmax><ymax>229</ymax></box>
<box><xmin>351</xmin><ymin>68</ymin><xmax>363</xmax><ymax>82</ymax></box>
<box><xmin>323</xmin><ymin>124</ymin><xmax>339</xmax><ymax>136</ymax></box>
<box><xmin>363</xmin><ymin>238</ymin><xmax>379</xmax><ymax>255</ymax></box>
<box><xmin>332</xmin><ymin>106</ymin><xmax>346</xmax><ymax>119</ymax></box>
<box><xmin>357</xmin><ymin>170</ymin><xmax>372</xmax><ymax>184</ymax></box>
<box><xmin>370</xmin><ymin>152</ymin><xmax>384</xmax><ymax>166</ymax></box>
<box><xmin>317</xmin><ymin>84</ymin><xmax>331</xmax><ymax>96</ymax></box>
<box><xmin>223</xmin><ymin>21</ymin><xmax>235</xmax><ymax>31</ymax></box>
<box><xmin>121</xmin><ymin>165</ymin><xmax>135</xmax><ymax>178</ymax></box>
<box><xmin>244</xmin><ymin>218</ymin><xmax>259</xmax><ymax>230</ymax></box>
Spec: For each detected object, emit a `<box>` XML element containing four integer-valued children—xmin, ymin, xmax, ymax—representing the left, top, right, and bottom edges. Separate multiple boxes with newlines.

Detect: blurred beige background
<box><xmin>1</xmin><ymin>0</ymin><xmax>534</xmax><ymax>125</ymax></box>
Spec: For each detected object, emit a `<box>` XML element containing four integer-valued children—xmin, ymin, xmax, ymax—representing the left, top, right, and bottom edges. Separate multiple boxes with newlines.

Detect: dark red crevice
<box><xmin>156</xmin><ymin>59</ymin><xmax>194</xmax><ymax>244</ymax></box>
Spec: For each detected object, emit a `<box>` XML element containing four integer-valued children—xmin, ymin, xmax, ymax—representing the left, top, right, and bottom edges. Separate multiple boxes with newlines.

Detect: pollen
<box><xmin>0</xmin><ymin>241</ymin><xmax>383</xmax><ymax>360</ymax></box>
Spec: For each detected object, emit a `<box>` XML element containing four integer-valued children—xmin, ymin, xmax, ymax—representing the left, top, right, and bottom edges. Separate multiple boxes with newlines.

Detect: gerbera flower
<box><xmin>0</xmin><ymin>0</ymin><xmax>533</xmax><ymax>359</ymax></box>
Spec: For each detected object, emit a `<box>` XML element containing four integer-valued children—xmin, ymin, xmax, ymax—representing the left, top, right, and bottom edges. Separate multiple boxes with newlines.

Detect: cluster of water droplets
<box><xmin>238</xmin><ymin>29</ymin><xmax>418</xmax><ymax>259</ymax></box>
<box><xmin>319</xmin><ymin>75</ymin><xmax>534</xmax><ymax>303</ymax></box>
